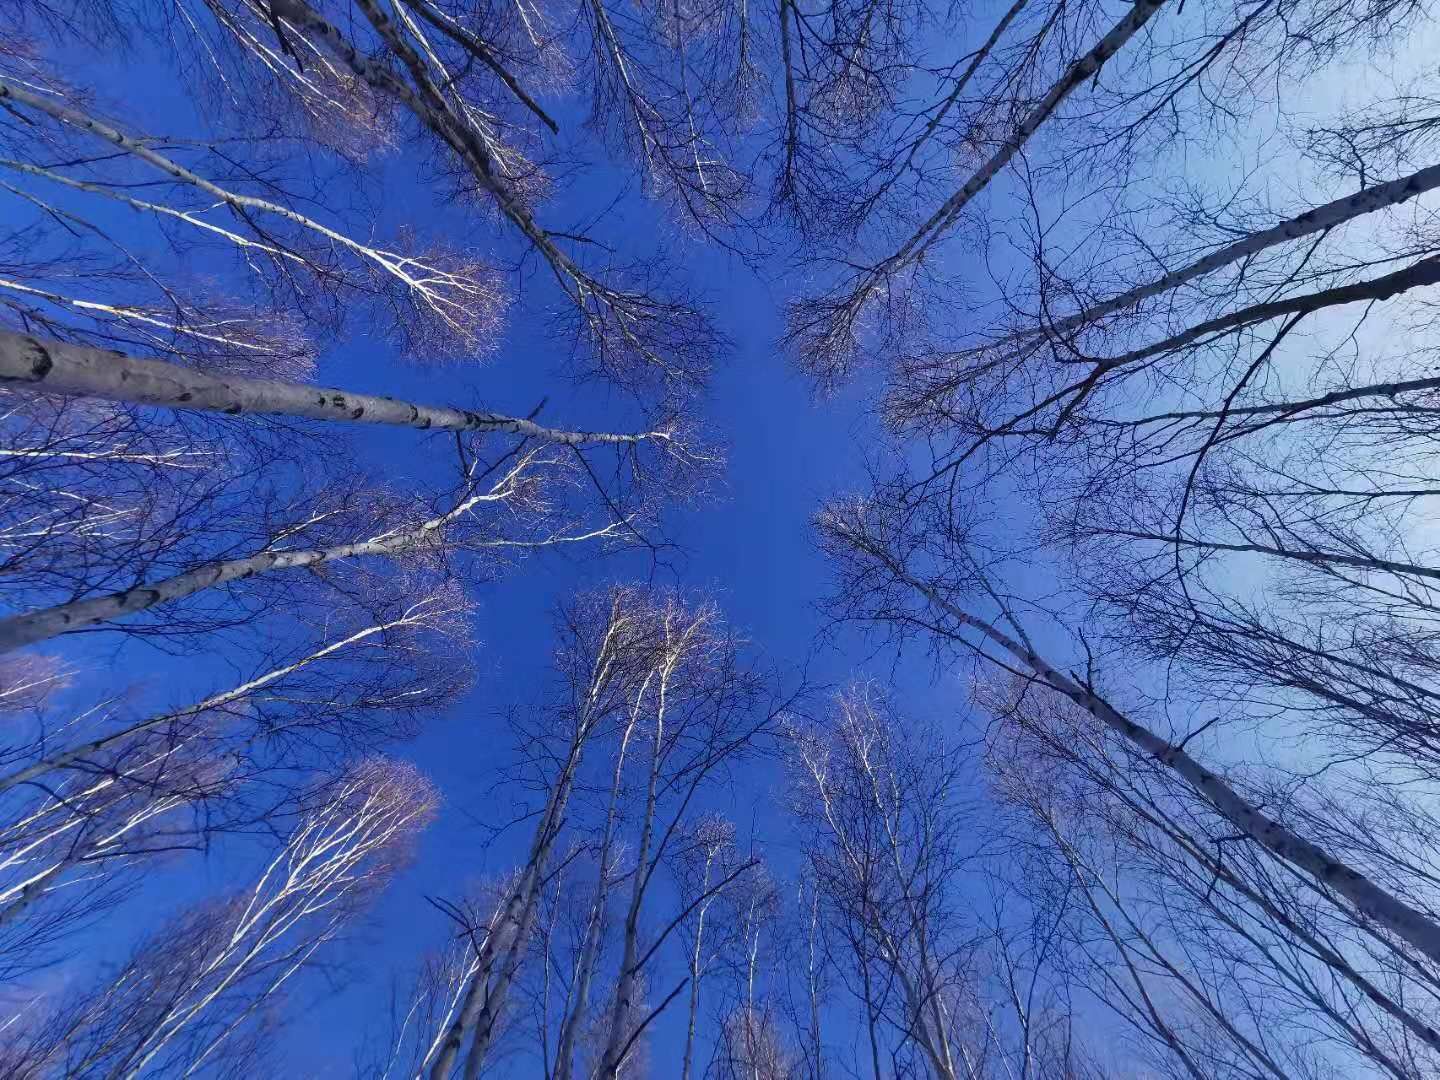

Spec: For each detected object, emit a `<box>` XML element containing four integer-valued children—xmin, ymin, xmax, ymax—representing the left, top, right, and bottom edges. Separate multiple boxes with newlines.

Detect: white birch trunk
<box><xmin>1088</xmin><ymin>253</ymin><xmax>1440</xmax><ymax>373</ymax></box>
<box><xmin>429</xmin><ymin>614</ymin><xmax>630</xmax><ymax>1078</ymax></box>
<box><xmin>0</xmin><ymin>330</ymin><xmax>663</xmax><ymax>447</ymax></box>
<box><xmin>595</xmin><ymin>642</ymin><xmax>691</xmax><ymax>1080</ymax></box>
<box><xmin>877</xmin><ymin>0</ymin><xmax>1168</xmax><ymax>277</ymax></box>
<box><xmin>553</xmin><ymin>685</ymin><xmax>648</xmax><ymax>1080</ymax></box>
<box><xmin>0</xmin><ymin>465</ymin><xmax>525</xmax><ymax>653</ymax></box>
<box><xmin>428</xmin><ymin>833</ymin><xmax>546</xmax><ymax>1079</ymax></box>
<box><xmin>0</xmin><ymin>606</ymin><xmax>441</xmax><ymax>793</ymax></box>
<box><xmin>1028</xmin><ymin>162</ymin><xmax>1440</xmax><ymax>344</ymax></box>
<box><xmin>679</xmin><ymin>851</ymin><xmax>714</xmax><ymax>1080</ymax></box>
<box><xmin>595</xmin><ymin>718</ymin><xmax>664</xmax><ymax>1079</ymax></box>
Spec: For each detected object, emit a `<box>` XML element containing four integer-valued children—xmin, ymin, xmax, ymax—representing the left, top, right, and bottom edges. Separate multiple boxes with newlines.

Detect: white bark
<box><xmin>800</xmin><ymin>708</ymin><xmax>959</xmax><ymax>1080</ymax></box>
<box><xmin>1084</xmin><ymin>253</ymin><xmax>1440</xmax><ymax>373</ymax></box>
<box><xmin>0</xmin><ymin>600</ymin><xmax>451</xmax><ymax>795</ymax></box>
<box><xmin>0</xmin><ymin>79</ymin><xmax>494</xmax><ymax>340</ymax></box>
<box><xmin>0</xmin><ymin>330</ymin><xmax>665</xmax><ymax>447</ymax></box>
<box><xmin>267</xmin><ymin>0</ymin><xmax>587</xmax><ymax>296</ymax></box>
<box><xmin>0</xmin><ymin>764</ymin><xmax>192</xmax><ymax>929</ymax></box>
<box><xmin>596</xmin><ymin>616</ymin><xmax>705</xmax><ymax>1079</ymax></box>
<box><xmin>1030</xmin><ymin>162</ymin><xmax>1440</xmax><ymax>344</ymax></box>
<box><xmin>680</xmin><ymin>849</ymin><xmax>716</xmax><ymax>1080</ymax></box>
<box><xmin>553</xmin><ymin>680</ymin><xmax>649</xmax><ymax>1080</ymax></box>
<box><xmin>0</xmin><ymin>455</ymin><xmax>541</xmax><ymax>654</ymax></box>
<box><xmin>111</xmin><ymin>761</ymin><xmax>433</xmax><ymax>1078</ymax></box>
<box><xmin>595</xmin><ymin>715</ymin><xmax>663</xmax><ymax>1079</ymax></box>
<box><xmin>875</xmin><ymin>0</ymin><xmax>1168</xmax><ymax>278</ymax></box>
<box><xmin>429</xmin><ymin>607</ymin><xmax>634</xmax><ymax>1079</ymax></box>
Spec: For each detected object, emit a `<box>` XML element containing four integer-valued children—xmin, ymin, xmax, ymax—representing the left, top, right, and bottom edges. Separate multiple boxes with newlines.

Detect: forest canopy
<box><xmin>3</xmin><ymin>0</ymin><xmax>1440</xmax><ymax>1076</ymax></box>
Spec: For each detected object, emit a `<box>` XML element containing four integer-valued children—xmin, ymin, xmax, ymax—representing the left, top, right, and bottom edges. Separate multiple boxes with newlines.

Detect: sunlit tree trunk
<box><xmin>429</xmin><ymin>593</ymin><xmax>642</xmax><ymax>1079</ymax></box>
<box><xmin>0</xmin><ymin>330</ymin><xmax>666</xmax><ymax>448</ymax></box>
<box><xmin>0</xmin><ymin>446</ymin><xmax>585</xmax><ymax>653</ymax></box>
<box><xmin>10</xmin><ymin>759</ymin><xmax>434</xmax><ymax>1079</ymax></box>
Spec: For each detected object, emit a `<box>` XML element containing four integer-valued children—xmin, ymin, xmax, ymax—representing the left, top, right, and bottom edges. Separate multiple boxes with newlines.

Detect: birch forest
<box><xmin>3</xmin><ymin>0</ymin><xmax>1440</xmax><ymax>1075</ymax></box>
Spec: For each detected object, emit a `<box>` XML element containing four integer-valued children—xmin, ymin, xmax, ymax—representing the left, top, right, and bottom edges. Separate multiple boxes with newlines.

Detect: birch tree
<box><xmin>671</xmin><ymin>815</ymin><xmax>739</xmax><ymax>1080</ymax></box>
<box><xmin>3</xmin><ymin>757</ymin><xmax>436</xmax><ymax>1079</ymax></box>
<box><xmin>785</xmin><ymin>0</ymin><xmax>1434</xmax><ymax>387</ymax></box>
<box><xmin>818</xmin><ymin>489</ymin><xmax>1440</xmax><ymax>1072</ymax></box>
<box><xmin>0</xmin><ymin>585</ymin><xmax>464</xmax><ymax>973</ymax></box>
<box><xmin>985</xmin><ymin>674</ymin><xmax>1440</xmax><ymax>1078</ymax></box>
<box><xmin>786</xmin><ymin>684</ymin><xmax>987</xmax><ymax>1079</ymax></box>
<box><xmin>412</xmin><ymin>586</ymin><xmax>777</xmax><ymax>1080</ymax></box>
<box><xmin>180</xmin><ymin>0</ymin><xmax>720</xmax><ymax>390</ymax></box>
<box><xmin>788</xmin><ymin>16</ymin><xmax>1440</xmax><ymax>1068</ymax></box>
<box><xmin>0</xmin><ymin>436</ymin><xmax>630</xmax><ymax>653</ymax></box>
<box><xmin>823</xmin><ymin>5</ymin><xmax>1440</xmax><ymax>800</ymax></box>
<box><xmin>423</xmin><ymin>586</ymin><xmax>664</xmax><ymax>1080</ymax></box>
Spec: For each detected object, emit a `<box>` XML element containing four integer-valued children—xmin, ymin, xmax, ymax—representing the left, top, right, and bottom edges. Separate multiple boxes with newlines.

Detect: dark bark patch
<box><xmin>28</xmin><ymin>344</ymin><xmax>53</xmax><ymax>380</ymax></box>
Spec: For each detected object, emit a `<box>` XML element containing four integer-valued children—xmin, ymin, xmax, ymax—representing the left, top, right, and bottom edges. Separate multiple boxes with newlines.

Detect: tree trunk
<box><xmin>877</xmin><ymin>0</ymin><xmax>1168</xmax><ymax>275</ymax></box>
<box><xmin>595</xmin><ymin>678</ymin><xmax>669</xmax><ymax>1078</ymax></box>
<box><xmin>0</xmin><ymin>613</ymin><xmax>428</xmax><ymax>792</ymax></box>
<box><xmin>0</xmin><ymin>330</ymin><xmax>661</xmax><ymax>447</ymax></box>
<box><xmin>892</xmin><ymin>563</ymin><xmax>1440</xmax><ymax>969</ymax></box>
<box><xmin>1088</xmin><ymin>254</ymin><xmax>1440</xmax><ymax>373</ymax></box>
<box><xmin>1025</xmin><ymin>162</ymin><xmax>1440</xmax><ymax>343</ymax></box>
<box><xmin>0</xmin><ymin>469</ymin><xmax>524</xmax><ymax>653</ymax></box>
<box><xmin>553</xmin><ymin>692</ymin><xmax>646</xmax><ymax>1080</ymax></box>
<box><xmin>429</xmin><ymin>627</ymin><xmax>623</xmax><ymax>1080</ymax></box>
<box><xmin>679</xmin><ymin>851</ymin><xmax>715</xmax><ymax>1080</ymax></box>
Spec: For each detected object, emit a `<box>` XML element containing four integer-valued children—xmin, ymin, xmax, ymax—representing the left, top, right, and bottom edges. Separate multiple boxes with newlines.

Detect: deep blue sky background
<box><xmin>20</xmin><ymin>25</ymin><xmax>972</xmax><ymax>1073</ymax></box>
<box><xmin>37</xmin><ymin>2</ymin><xmax>1427</xmax><ymax>1067</ymax></box>
<box><xmin>291</xmin><ymin>227</ymin><xmax>975</xmax><ymax>1074</ymax></box>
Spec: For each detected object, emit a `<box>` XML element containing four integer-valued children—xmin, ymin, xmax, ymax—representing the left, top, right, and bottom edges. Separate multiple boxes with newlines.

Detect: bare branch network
<box><xmin>5</xmin><ymin>0</ymin><xmax>1440</xmax><ymax>1076</ymax></box>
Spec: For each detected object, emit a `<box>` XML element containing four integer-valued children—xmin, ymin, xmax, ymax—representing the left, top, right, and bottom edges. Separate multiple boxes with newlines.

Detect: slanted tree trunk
<box><xmin>0</xmin><ymin>330</ymin><xmax>664</xmax><ymax>447</ymax></box>
<box><xmin>552</xmin><ymin>683</ymin><xmax>649</xmax><ymax>1080</ymax></box>
<box><xmin>429</xmin><ymin>597</ymin><xmax>639</xmax><ymax>1079</ymax></box>
<box><xmin>0</xmin><ymin>454</ymin><xmax>542</xmax><ymax>653</ymax></box>
<box><xmin>1025</xmin><ymin>162</ymin><xmax>1440</xmax><ymax>345</ymax></box>
<box><xmin>0</xmin><ymin>605</ymin><xmax>442</xmax><ymax>793</ymax></box>
<box><xmin>679</xmin><ymin>846</ymin><xmax>716</xmax><ymax>1080</ymax></box>
<box><xmin>876</xmin><ymin>550</ymin><xmax>1440</xmax><ymax>968</ymax></box>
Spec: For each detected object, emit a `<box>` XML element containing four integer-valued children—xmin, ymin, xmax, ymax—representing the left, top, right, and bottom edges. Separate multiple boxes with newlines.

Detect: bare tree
<box><xmin>363</xmin><ymin>886</ymin><xmax>511</xmax><ymax>1080</ymax></box>
<box><xmin>424</xmin><ymin>586</ymin><xmax>663</xmax><ymax>1080</ymax></box>
<box><xmin>815</xmin><ymin>487</ymin><xmax>1440</xmax><ymax>1073</ymax></box>
<box><xmin>672</xmin><ymin>814</ymin><xmax>739</xmax><ymax>1080</ymax></box>
<box><xmin>820</xmin><ymin>493</ymin><xmax>1440</xmax><ymax>967</ymax></box>
<box><xmin>0</xmin><ymin>435</ymin><xmax>633</xmax><ymax>652</ymax></box>
<box><xmin>0</xmin><ymin>586</ymin><xmax>462</xmax><ymax>975</ymax></box>
<box><xmin>786</xmin><ymin>683</ymin><xmax>988</xmax><ymax>1079</ymax></box>
<box><xmin>984</xmin><ymin>673</ymin><xmax>1440</xmax><ymax>1078</ymax></box>
<box><xmin>412</xmin><ymin>586</ymin><xmax>779</xmax><ymax>1080</ymax></box>
<box><xmin>3</xmin><ymin>757</ymin><xmax>436</xmax><ymax>1079</ymax></box>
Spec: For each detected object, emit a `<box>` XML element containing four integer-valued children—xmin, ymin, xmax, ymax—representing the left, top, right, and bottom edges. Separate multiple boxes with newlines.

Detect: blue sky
<box><xmin>11</xmin><ymin>20</ymin><xmax>975</xmax><ymax>1072</ymax></box>
<box><xmin>291</xmin><ymin>217</ymin><xmax>979</xmax><ymax>1076</ymax></box>
<box><xmin>15</xmin><ymin>3</ymin><xmax>1435</xmax><ymax>1073</ymax></box>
